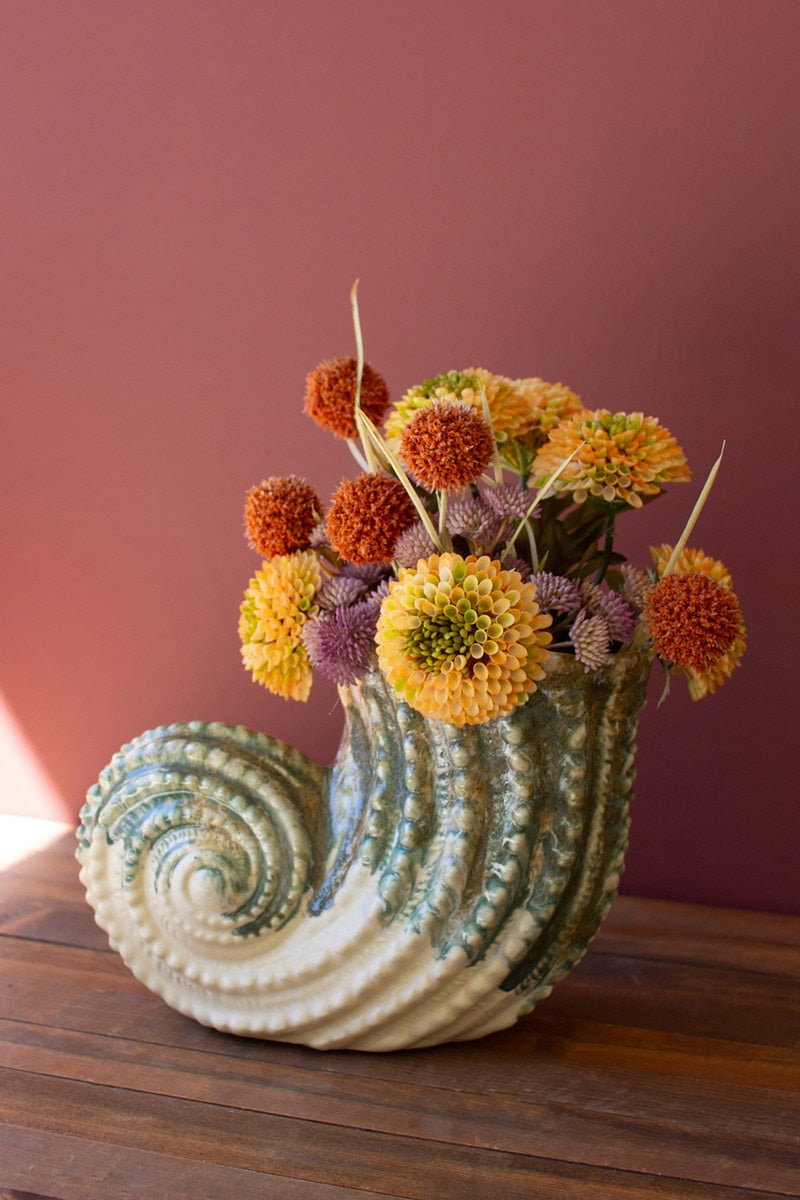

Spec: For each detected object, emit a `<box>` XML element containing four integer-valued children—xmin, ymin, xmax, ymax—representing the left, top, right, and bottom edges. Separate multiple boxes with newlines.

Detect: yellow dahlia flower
<box><xmin>514</xmin><ymin>377</ymin><xmax>586</xmax><ymax>437</ymax></box>
<box><xmin>651</xmin><ymin>544</ymin><xmax>733</xmax><ymax>588</ymax></box>
<box><xmin>375</xmin><ymin>553</ymin><xmax>552</xmax><ymax>726</ymax></box>
<box><xmin>532</xmin><ymin>410</ymin><xmax>691</xmax><ymax>508</ymax></box>
<box><xmin>239</xmin><ymin>549</ymin><xmax>321</xmax><ymax>701</ymax></box>
<box><xmin>500</xmin><ymin>377</ymin><xmax>588</xmax><ymax>473</ymax></box>
<box><xmin>649</xmin><ymin>545</ymin><xmax>746</xmax><ymax>699</ymax></box>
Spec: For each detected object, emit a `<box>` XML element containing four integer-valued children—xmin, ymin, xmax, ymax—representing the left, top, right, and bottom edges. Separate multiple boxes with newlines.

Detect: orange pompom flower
<box><xmin>398</xmin><ymin>400</ymin><xmax>494</xmax><ymax>491</ymax></box>
<box><xmin>385</xmin><ymin>369</ymin><xmax>534</xmax><ymax>445</ymax></box>
<box><xmin>647</xmin><ymin>545</ymin><xmax>746</xmax><ymax>699</ymax></box>
<box><xmin>244</xmin><ymin>476</ymin><xmax>322</xmax><ymax>558</ymax></box>
<box><xmin>326</xmin><ymin>473</ymin><xmax>417</xmax><ymax>564</ymax></box>
<box><xmin>375</xmin><ymin>553</ymin><xmax>552</xmax><ymax>725</ymax></box>
<box><xmin>645</xmin><ymin>573</ymin><xmax>742</xmax><ymax>673</ymax></box>
<box><xmin>304</xmin><ymin>357</ymin><xmax>390</xmax><ymax>440</ymax></box>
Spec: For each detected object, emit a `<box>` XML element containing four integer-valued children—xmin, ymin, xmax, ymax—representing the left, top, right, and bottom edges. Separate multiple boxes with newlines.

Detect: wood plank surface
<box><xmin>1</xmin><ymin>818</ymin><xmax>799</xmax><ymax>1199</ymax></box>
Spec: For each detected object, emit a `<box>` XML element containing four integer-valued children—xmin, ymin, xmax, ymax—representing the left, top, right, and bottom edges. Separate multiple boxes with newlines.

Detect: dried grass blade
<box><xmin>662</xmin><ymin>442</ymin><xmax>726</xmax><ymax>578</ymax></box>
<box><xmin>350</xmin><ymin>279</ymin><xmax>379</xmax><ymax>472</ymax></box>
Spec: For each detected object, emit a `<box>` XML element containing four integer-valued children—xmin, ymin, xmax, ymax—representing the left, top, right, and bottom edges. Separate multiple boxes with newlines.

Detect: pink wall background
<box><xmin>1</xmin><ymin>1</ymin><xmax>797</xmax><ymax>913</ymax></box>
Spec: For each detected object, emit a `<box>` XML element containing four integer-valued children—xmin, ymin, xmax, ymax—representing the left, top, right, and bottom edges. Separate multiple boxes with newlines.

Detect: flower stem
<box><xmin>346</xmin><ymin>438</ymin><xmax>369</xmax><ymax>471</ymax></box>
<box><xmin>593</xmin><ymin>512</ymin><xmax>616</xmax><ymax>586</ymax></box>
<box><xmin>526</xmin><ymin>521</ymin><xmax>539</xmax><ymax>572</ymax></box>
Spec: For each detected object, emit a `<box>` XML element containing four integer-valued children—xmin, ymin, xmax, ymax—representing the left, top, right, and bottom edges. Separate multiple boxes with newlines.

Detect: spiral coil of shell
<box><xmin>77</xmin><ymin>651</ymin><xmax>651</xmax><ymax>1050</ymax></box>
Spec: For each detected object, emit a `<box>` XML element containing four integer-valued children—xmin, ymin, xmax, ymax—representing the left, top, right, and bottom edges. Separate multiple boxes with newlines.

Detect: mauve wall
<box><xmin>1</xmin><ymin>2</ymin><xmax>797</xmax><ymax>913</ymax></box>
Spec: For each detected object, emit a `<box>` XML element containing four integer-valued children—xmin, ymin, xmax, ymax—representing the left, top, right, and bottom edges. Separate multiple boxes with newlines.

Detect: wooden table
<box><xmin>1</xmin><ymin>815</ymin><xmax>798</xmax><ymax>1199</ymax></box>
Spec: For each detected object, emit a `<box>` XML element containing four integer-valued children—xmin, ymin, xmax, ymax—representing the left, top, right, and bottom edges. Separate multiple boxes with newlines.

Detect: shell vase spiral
<box><xmin>77</xmin><ymin>649</ymin><xmax>651</xmax><ymax>1051</ymax></box>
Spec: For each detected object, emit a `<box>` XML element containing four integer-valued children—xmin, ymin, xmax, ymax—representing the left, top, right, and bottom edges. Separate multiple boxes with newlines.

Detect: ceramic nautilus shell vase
<box><xmin>77</xmin><ymin>650</ymin><xmax>652</xmax><ymax>1051</ymax></box>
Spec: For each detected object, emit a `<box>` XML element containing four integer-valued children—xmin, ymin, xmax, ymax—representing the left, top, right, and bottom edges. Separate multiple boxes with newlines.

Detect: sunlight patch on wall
<box><xmin>0</xmin><ymin>690</ymin><xmax>68</xmax><ymax>823</ymax></box>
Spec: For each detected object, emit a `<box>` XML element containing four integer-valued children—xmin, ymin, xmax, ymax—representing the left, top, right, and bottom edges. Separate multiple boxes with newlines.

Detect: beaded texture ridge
<box><xmin>78</xmin><ymin>651</ymin><xmax>651</xmax><ymax>1050</ymax></box>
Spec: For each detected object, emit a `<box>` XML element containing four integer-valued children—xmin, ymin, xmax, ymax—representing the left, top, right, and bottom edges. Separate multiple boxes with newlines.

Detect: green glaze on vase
<box><xmin>77</xmin><ymin>649</ymin><xmax>652</xmax><ymax>1051</ymax></box>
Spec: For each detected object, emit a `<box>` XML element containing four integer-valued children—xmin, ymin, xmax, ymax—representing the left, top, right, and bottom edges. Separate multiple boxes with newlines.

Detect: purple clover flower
<box><xmin>531</xmin><ymin>571</ymin><xmax>582</xmax><ymax>615</ymax></box>
<box><xmin>569</xmin><ymin>610</ymin><xmax>611</xmax><ymax>671</ymax></box>
<box><xmin>302</xmin><ymin>598</ymin><xmax>381</xmax><ymax>686</ymax></box>
<box><xmin>580</xmin><ymin>581</ymin><xmax>638</xmax><ymax>642</ymax></box>
<box><xmin>393</xmin><ymin>520</ymin><xmax>438</xmax><ymax>568</ymax></box>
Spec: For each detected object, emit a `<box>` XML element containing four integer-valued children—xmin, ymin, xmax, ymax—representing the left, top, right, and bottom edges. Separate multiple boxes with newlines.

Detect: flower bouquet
<box><xmin>78</xmin><ymin>286</ymin><xmax>744</xmax><ymax>1051</ymax></box>
<box><xmin>240</xmin><ymin>285</ymin><xmax>744</xmax><ymax>717</ymax></box>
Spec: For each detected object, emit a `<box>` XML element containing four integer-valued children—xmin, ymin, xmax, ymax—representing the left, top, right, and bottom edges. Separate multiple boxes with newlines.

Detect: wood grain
<box><xmin>1</xmin><ymin>818</ymin><xmax>799</xmax><ymax>1199</ymax></box>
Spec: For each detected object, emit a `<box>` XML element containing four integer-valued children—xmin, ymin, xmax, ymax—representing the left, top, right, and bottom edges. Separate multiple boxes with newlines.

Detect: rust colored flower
<box><xmin>385</xmin><ymin>369</ymin><xmax>533</xmax><ymax>445</ymax></box>
<box><xmin>326</xmin><ymin>473</ymin><xmax>417</xmax><ymax>564</ymax></box>
<box><xmin>398</xmin><ymin>400</ymin><xmax>494</xmax><ymax>491</ymax></box>
<box><xmin>244</xmin><ymin>476</ymin><xmax>322</xmax><ymax>558</ymax></box>
<box><xmin>304</xmin><ymin>357</ymin><xmax>390</xmax><ymax>439</ymax></box>
<box><xmin>238</xmin><ymin>550</ymin><xmax>321</xmax><ymax>701</ymax></box>
<box><xmin>531</xmin><ymin>410</ymin><xmax>691</xmax><ymax>509</ymax></box>
<box><xmin>647</xmin><ymin>545</ymin><xmax>746</xmax><ymax>698</ymax></box>
<box><xmin>375</xmin><ymin>552</ymin><xmax>552</xmax><ymax>725</ymax></box>
<box><xmin>645</xmin><ymin>572</ymin><xmax>743</xmax><ymax>673</ymax></box>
